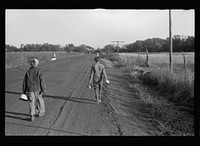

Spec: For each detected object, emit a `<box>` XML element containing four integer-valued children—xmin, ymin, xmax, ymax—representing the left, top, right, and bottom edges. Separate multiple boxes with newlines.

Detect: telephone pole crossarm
<box><xmin>111</xmin><ymin>41</ymin><xmax>125</xmax><ymax>54</ymax></box>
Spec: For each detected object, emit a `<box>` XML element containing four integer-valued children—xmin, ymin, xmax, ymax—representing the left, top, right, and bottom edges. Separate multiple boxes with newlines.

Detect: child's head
<box><xmin>30</xmin><ymin>58</ymin><xmax>39</xmax><ymax>67</ymax></box>
<box><xmin>94</xmin><ymin>56</ymin><xmax>100</xmax><ymax>62</ymax></box>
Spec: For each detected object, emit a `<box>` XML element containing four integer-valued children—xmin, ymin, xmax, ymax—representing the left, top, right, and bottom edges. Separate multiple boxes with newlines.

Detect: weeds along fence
<box><xmin>5</xmin><ymin>52</ymin><xmax>82</xmax><ymax>69</ymax></box>
<box><xmin>104</xmin><ymin>52</ymin><xmax>194</xmax><ymax>113</ymax></box>
<box><xmin>103</xmin><ymin>52</ymin><xmax>194</xmax><ymax>135</ymax></box>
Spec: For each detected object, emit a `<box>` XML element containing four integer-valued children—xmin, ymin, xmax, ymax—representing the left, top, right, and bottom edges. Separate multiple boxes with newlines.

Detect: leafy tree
<box><xmin>103</xmin><ymin>44</ymin><xmax>115</xmax><ymax>53</ymax></box>
<box><xmin>5</xmin><ymin>44</ymin><xmax>19</xmax><ymax>52</ymax></box>
<box><xmin>64</xmin><ymin>44</ymin><xmax>76</xmax><ymax>52</ymax></box>
<box><xmin>118</xmin><ymin>35</ymin><xmax>194</xmax><ymax>53</ymax></box>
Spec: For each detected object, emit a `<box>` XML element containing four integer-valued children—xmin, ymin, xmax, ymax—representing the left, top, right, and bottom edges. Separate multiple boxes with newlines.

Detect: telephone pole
<box><xmin>111</xmin><ymin>41</ymin><xmax>125</xmax><ymax>54</ymax></box>
<box><xmin>169</xmin><ymin>9</ymin><xmax>173</xmax><ymax>72</ymax></box>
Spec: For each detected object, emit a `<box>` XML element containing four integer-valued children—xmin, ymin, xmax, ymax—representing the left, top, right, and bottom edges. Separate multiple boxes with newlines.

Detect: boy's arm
<box><xmin>102</xmin><ymin>67</ymin><xmax>108</xmax><ymax>81</ymax></box>
<box><xmin>39</xmin><ymin>72</ymin><xmax>46</xmax><ymax>94</ymax></box>
<box><xmin>22</xmin><ymin>73</ymin><xmax>27</xmax><ymax>94</ymax></box>
<box><xmin>88</xmin><ymin>66</ymin><xmax>94</xmax><ymax>84</ymax></box>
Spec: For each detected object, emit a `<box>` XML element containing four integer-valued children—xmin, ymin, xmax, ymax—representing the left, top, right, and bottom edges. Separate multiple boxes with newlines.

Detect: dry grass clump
<box><xmin>143</xmin><ymin>66</ymin><xmax>194</xmax><ymax>113</ymax></box>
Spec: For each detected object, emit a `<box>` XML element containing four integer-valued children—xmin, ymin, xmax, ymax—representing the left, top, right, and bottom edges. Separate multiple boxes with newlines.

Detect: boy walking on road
<box><xmin>22</xmin><ymin>58</ymin><xmax>46</xmax><ymax>121</ymax></box>
<box><xmin>88</xmin><ymin>56</ymin><xmax>109</xmax><ymax>103</ymax></box>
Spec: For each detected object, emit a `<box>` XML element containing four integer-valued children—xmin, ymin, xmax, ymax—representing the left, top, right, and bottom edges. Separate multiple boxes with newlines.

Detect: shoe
<box><xmin>97</xmin><ymin>99</ymin><xmax>99</xmax><ymax>104</ymax></box>
<box><xmin>35</xmin><ymin>113</ymin><xmax>44</xmax><ymax>117</ymax></box>
<box><xmin>97</xmin><ymin>99</ymin><xmax>101</xmax><ymax>104</ymax></box>
<box><xmin>38</xmin><ymin>113</ymin><xmax>44</xmax><ymax>117</ymax></box>
<box><xmin>30</xmin><ymin>115</ymin><xmax>34</xmax><ymax>121</ymax></box>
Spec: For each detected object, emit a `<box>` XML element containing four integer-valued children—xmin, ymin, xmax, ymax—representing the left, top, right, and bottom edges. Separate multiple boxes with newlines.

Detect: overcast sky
<box><xmin>5</xmin><ymin>9</ymin><xmax>194</xmax><ymax>49</ymax></box>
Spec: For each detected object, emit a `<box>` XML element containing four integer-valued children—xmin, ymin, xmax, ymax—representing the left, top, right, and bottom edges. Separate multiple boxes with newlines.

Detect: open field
<box><xmin>119</xmin><ymin>52</ymin><xmax>194</xmax><ymax>69</ymax></box>
<box><xmin>5</xmin><ymin>52</ymin><xmax>83</xmax><ymax>69</ymax></box>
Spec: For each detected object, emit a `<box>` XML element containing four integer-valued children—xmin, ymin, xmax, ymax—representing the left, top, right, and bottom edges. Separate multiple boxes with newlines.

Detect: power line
<box><xmin>111</xmin><ymin>41</ymin><xmax>125</xmax><ymax>54</ymax></box>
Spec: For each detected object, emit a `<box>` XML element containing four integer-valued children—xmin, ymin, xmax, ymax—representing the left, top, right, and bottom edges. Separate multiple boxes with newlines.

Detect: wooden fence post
<box><xmin>182</xmin><ymin>51</ymin><xmax>186</xmax><ymax>70</ymax></box>
<box><xmin>138</xmin><ymin>48</ymin><xmax>140</xmax><ymax>65</ymax></box>
<box><xmin>145</xmin><ymin>48</ymin><xmax>149</xmax><ymax>67</ymax></box>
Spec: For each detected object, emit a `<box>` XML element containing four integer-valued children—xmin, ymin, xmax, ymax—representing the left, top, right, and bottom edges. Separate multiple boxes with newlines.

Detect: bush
<box><xmin>143</xmin><ymin>66</ymin><xmax>194</xmax><ymax>112</ymax></box>
<box><xmin>103</xmin><ymin>53</ymin><xmax>119</xmax><ymax>62</ymax></box>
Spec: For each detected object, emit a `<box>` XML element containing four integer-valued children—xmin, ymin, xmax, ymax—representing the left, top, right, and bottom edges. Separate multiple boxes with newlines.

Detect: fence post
<box><xmin>145</xmin><ymin>48</ymin><xmax>149</xmax><ymax>67</ymax></box>
<box><xmin>182</xmin><ymin>51</ymin><xmax>186</xmax><ymax>70</ymax></box>
<box><xmin>138</xmin><ymin>48</ymin><xmax>140</xmax><ymax>66</ymax></box>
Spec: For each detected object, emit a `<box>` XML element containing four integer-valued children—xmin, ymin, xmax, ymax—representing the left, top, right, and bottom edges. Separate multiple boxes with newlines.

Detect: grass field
<box><xmin>5</xmin><ymin>52</ymin><xmax>82</xmax><ymax>69</ymax></box>
<box><xmin>119</xmin><ymin>52</ymin><xmax>194</xmax><ymax>69</ymax></box>
<box><xmin>103</xmin><ymin>52</ymin><xmax>194</xmax><ymax>135</ymax></box>
<box><xmin>119</xmin><ymin>52</ymin><xmax>194</xmax><ymax>107</ymax></box>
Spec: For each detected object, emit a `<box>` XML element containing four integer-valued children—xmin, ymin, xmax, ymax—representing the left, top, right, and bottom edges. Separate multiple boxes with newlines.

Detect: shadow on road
<box><xmin>5</xmin><ymin>122</ymin><xmax>85</xmax><ymax>136</ymax></box>
<box><xmin>44</xmin><ymin>94</ymin><xmax>96</xmax><ymax>104</ymax></box>
<box><xmin>5</xmin><ymin>91</ymin><xmax>22</xmax><ymax>95</ymax></box>
<box><xmin>5</xmin><ymin>90</ymin><xmax>96</xmax><ymax>104</ymax></box>
<box><xmin>5</xmin><ymin>111</ymin><xmax>30</xmax><ymax>121</ymax></box>
<box><xmin>5</xmin><ymin>91</ymin><xmax>96</xmax><ymax>122</ymax></box>
<box><xmin>15</xmin><ymin>67</ymin><xmax>90</xmax><ymax>75</ymax></box>
<box><xmin>16</xmin><ymin>67</ymin><xmax>27</xmax><ymax>72</ymax></box>
<box><xmin>42</xmin><ymin>70</ymin><xmax>85</xmax><ymax>73</ymax></box>
<box><xmin>6</xmin><ymin>111</ymin><xmax>29</xmax><ymax>116</ymax></box>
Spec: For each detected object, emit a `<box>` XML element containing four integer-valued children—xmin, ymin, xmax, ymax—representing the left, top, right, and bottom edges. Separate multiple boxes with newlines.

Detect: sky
<box><xmin>5</xmin><ymin>9</ymin><xmax>194</xmax><ymax>49</ymax></box>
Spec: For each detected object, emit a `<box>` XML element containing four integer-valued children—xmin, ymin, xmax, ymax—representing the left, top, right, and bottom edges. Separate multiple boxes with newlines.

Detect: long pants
<box><xmin>93</xmin><ymin>81</ymin><xmax>103</xmax><ymax>100</ymax></box>
<box><xmin>26</xmin><ymin>92</ymin><xmax>45</xmax><ymax>116</ymax></box>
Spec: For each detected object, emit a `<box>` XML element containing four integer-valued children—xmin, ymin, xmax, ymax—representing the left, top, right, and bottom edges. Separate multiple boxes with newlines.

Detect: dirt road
<box><xmin>5</xmin><ymin>54</ymin><xmax>158</xmax><ymax>136</ymax></box>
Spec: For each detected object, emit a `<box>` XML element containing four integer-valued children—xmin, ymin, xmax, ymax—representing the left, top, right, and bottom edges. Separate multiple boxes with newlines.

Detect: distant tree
<box><xmin>64</xmin><ymin>44</ymin><xmax>76</xmax><ymax>52</ymax></box>
<box><xmin>126</xmin><ymin>43</ymin><xmax>135</xmax><ymax>52</ymax></box>
<box><xmin>103</xmin><ymin>44</ymin><xmax>115</xmax><ymax>53</ymax></box>
<box><xmin>134</xmin><ymin>40</ymin><xmax>143</xmax><ymax>53</ymax></box>
<box><xmin>86</xmin><ymin>46</ymin><xmax>94</xmax><ymax>53</ymax></box>
<box><xmin>184</xmin><ymin>36</ymin><xmax>194</xmax><ymax>52</ymax></box>
<box><xmin>172</xmin><ymin>35</ymin><xmax>182</xmax><ymax>52</ymax></box>
<box><xmin>73</xmin><ymin>44</ymin><xmax>89</xmax><ymax>53</ymax></box>
<box><xmin>161</xmin><ymin>39</ymin><xmax>169</xmax><ymax>52</ymax></box>
<box><xmin>124</xmin><ymin>35</ymin><xmax>194</xmax><ymax>53</ymax></box>
<box><xmin>5</xmin><ymin>44</ymin><xmax>19</xmax><ymax>52</ymax></box>
<box><xmin>119</xmin><ymin>45</ymin><xmax>128</xmax><ymax>53</ymax></box>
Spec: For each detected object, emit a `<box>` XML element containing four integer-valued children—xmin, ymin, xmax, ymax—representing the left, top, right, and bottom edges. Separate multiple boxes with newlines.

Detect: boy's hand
<box><xmin>87</xmin><ymin>84</ymin><xmax>92</xmax><ymax>89</ymax></box>
<box><xmin>105</xmin><ymin>80</ymin><xmax>110</xmax><ymax>84</ymax></box>
<box><xmin>88</xmin><ymin>81</ymin><xmax>92</xmax><ymax>85</ymax></box>
<box><xmin>39</xmin><ymin>91</ymin><xmax>44</xmax><ymax>95</ymax></box>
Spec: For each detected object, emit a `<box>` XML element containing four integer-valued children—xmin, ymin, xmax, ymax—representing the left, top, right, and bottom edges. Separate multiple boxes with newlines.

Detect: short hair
<box><xmin>30</xmin><ymin>58</ymin><xmax>39</xmax><ymax>67</ymax></box>
<box><xmin>94</xmin><ymin>56</ymin><xmax>100</xmax><ymax>62</ymax></box>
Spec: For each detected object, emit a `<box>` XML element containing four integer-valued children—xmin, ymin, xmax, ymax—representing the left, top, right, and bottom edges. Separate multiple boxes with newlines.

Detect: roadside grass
<box><xmin>5</xmin><ymin>52</ymin><xmax>81</xmax><ymax>69</ymax></box>
<box><xmin>103</xmin><ymin>52</ymin><xmax>194</xmax><ymax>135</ymax></box>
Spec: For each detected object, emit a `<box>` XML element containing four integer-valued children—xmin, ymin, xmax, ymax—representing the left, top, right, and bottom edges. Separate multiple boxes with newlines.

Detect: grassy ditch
<box><xmin>102</xmin><ymin>53</ymin><xmax>194</xmax><ymax>135</ymax></box>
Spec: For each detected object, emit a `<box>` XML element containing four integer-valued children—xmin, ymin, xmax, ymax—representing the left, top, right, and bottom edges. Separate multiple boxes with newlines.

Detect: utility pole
<box><xmin>169</xmin><ymin>9</ymin><xmax>173</xmax><ymax>72</ymax></box>
<box><xmin>111</xmin><ymin>41</ymin><xmax>125</xmax><ymax>54</ymax></box>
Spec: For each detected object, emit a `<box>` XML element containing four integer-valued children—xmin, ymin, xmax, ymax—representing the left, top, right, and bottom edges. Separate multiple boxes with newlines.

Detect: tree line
<box><xmin>6</xmin><ymin>35</ymin><xmax>194</xmax><ymax>53</ymax></box>
<box><xmin>100</xmin><ymin>35</ymin><xmax>194</xmax><ymax>53</ymax></box>
<box><xmin>5</xmin><ymin>43</ymin><xmax>94</xmax><ymax>53</ymax></box>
